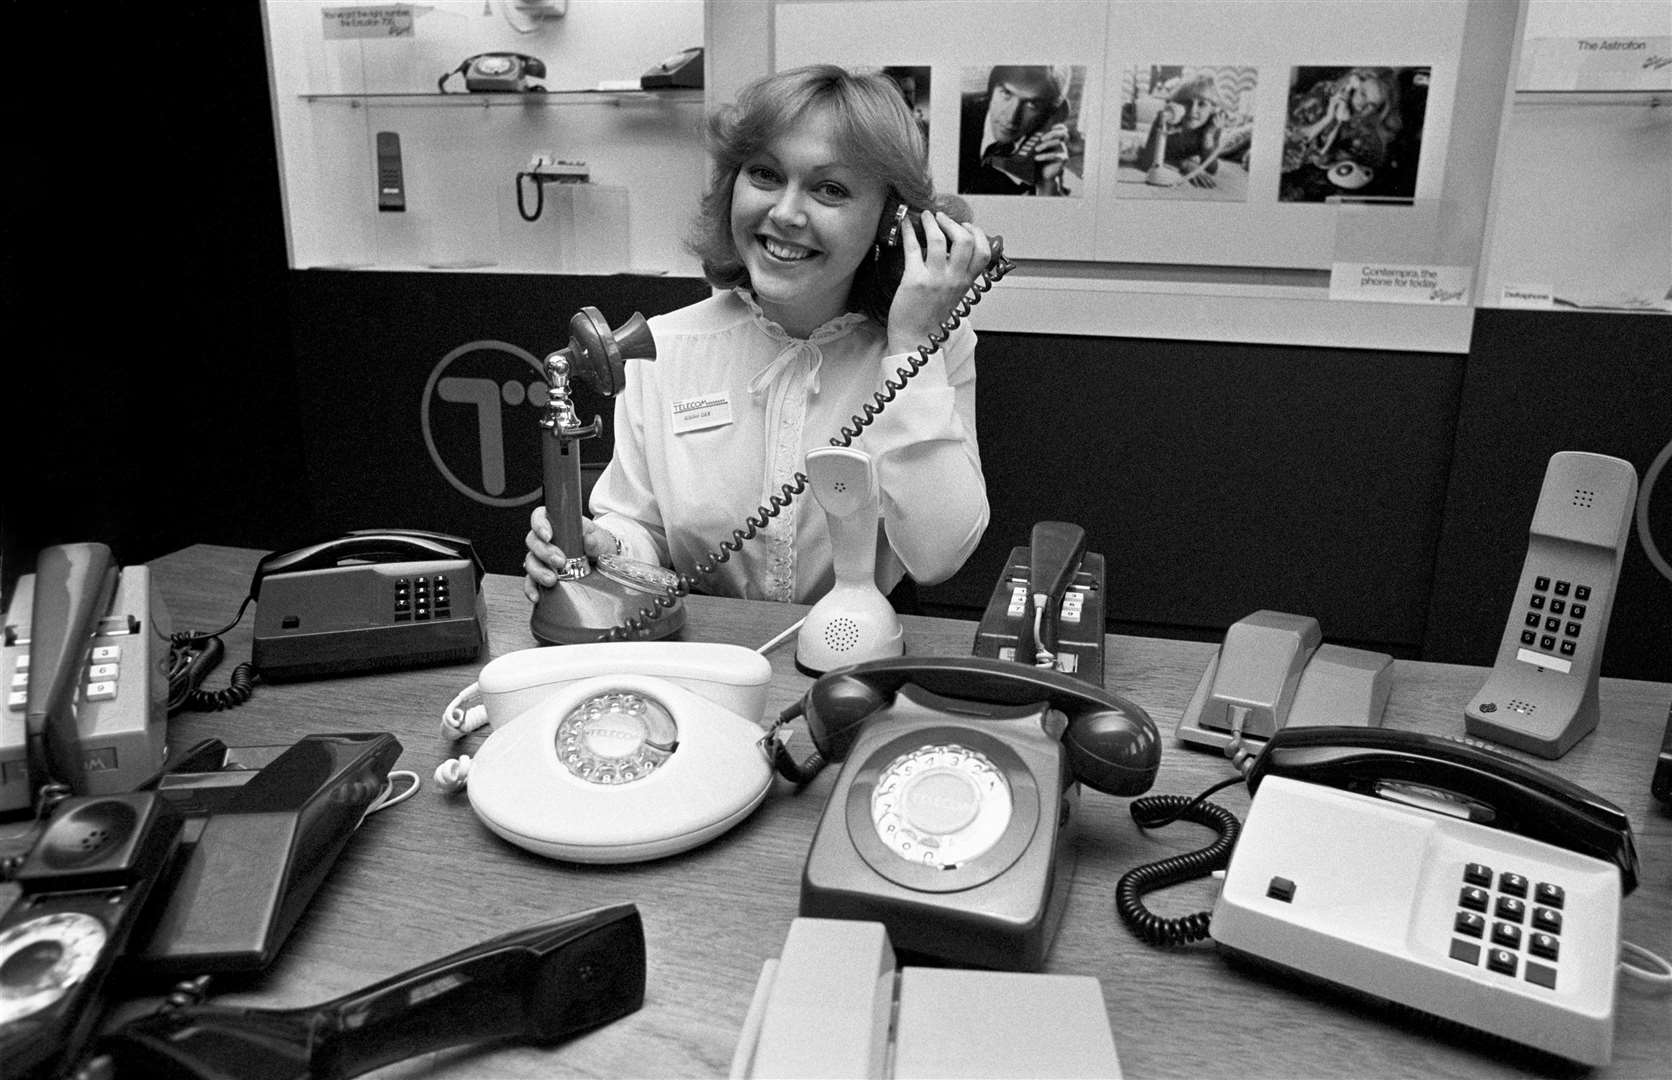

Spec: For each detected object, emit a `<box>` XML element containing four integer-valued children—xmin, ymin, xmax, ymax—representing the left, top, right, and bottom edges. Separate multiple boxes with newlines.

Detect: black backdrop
<box><xmin>5</xmin><ymin>6</ymin><xmax>1667</xmax><ymax>683</ymax></box>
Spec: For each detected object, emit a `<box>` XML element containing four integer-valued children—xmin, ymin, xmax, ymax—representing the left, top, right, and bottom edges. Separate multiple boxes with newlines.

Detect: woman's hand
<box><xmin>522</xmin><ymin>505</ymin><xmax>619</xmax><ymax>602</ymax></box>
<box><xmin>886</xmin><ymin>210</ymin><xmax>993</xmax><ymax>357</ymax></box>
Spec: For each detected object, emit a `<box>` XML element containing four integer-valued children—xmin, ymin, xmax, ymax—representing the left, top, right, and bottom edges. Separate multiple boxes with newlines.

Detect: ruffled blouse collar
<box><xmin>732</xmin><ymin>288</ymin><xmax>869</xmax><ymax>345</ymax></box>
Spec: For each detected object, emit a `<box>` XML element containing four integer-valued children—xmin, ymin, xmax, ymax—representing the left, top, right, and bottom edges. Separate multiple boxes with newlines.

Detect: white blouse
<box><xmin>589</xmin><ymin>289</ymin><xmax>990</xmax><ymax>603</ymax></box>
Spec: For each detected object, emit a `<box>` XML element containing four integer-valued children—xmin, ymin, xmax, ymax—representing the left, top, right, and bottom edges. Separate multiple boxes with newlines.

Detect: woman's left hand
<box><xmin>886</xmin><ymin>211</ymin><xmax>993</xmax><ymax>356</ymax></box>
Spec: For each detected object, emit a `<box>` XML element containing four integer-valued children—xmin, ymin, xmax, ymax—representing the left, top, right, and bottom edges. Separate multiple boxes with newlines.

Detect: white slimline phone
<box><xmin>1466</xmin><ymin>451</ymin><xmax>1638</xmax><ymax>758</ymax></box>
<box><xmin>438</xmin><ymin>641</ymin><xmax>775</xmax><ymax>863</ymax></box>
<box><xmin>1176</xmin><ymin>610</ymin><xmax>1392</xmax><ymax>753</ymax></box>
<box><xmin>731</xmin><ymin>918</ymin><xmax>1122</xmax><ymax>1079</ymax></box>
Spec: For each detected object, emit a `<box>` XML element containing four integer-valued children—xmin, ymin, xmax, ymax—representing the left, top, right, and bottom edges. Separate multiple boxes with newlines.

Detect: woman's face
<box><xmin>730</xmin><ymin>110</ymin><xmax>887</xmax><ymax>337</ymax></box>
<box><xmin>1345</xmin><ymin>75</ymin><xmax>1386</xmax><ymax>117</ymax></box>
<box><xmin>1182</xmin><ymin>96</ymin><xmax>1216</xmax><ymax>129</ymax></box>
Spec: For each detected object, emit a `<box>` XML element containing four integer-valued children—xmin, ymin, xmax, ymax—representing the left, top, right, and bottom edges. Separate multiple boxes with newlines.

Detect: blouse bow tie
<box><xmin>747</xmin><ymin>338</ymin><xmax>823</xmax><ymax>397</ymax></box>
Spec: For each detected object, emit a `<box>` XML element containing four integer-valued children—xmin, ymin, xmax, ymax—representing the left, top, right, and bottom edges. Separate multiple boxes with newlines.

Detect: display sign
<box><xmin>1329</xmin><ymin>262</ymin><xmax>1473</xmax><ymax>305</ymax></box>
<box><xmin>323</xmin><ymin>5</ymin><xmax>416</xmax><ymax>40</ymax></box>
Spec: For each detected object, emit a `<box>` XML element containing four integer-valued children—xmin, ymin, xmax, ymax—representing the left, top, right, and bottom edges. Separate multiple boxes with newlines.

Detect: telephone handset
<box><xmin>2</xmin><ymin>542</ymin><xmax>171</xmax><ymax>814</ymax></box>
<box><xmin>1174</xmin><ymin>610</ymin><xmax>1392</xmax><ymax>754</ymax></box>
<box><xmin>789</xmin><ymin>655</ymin><xmax>1160</xmax><ymax>970</ymax></box>
<box><xmin>439</xmin><ymin>52</ymin><xmax>547</xmax><ymax>93</ymax></box>
<box><xmin>1206</xmin><ymin>726</ymin><xmax>1642</xmax><ymax>1066</ymax></box>
<box><xmin>982</xmin><ymin>98</ymin><xmax>1071</xmax><ymax>186</ymax></box>
<box><xmin>438</xmin><ymin>641</ymin><xmax>775</xmax><ymax>863</ymax></box>
<box><xmin>973</xmin><ymin>521</ymin><xmax>1106</xmax><ymax>684</ymax></box>
<box><xmin>250</xmin><ymin>528</ymin><xmax>487</xmax><ymax>681</ymax></box>
<box><xmin>1465</xmin><ymin>451</ymin><xmax>1638</xmax><ymax>759</ymax></box>
<box><xmin>1245</xmin><ymin>725</ymin><xmax>1639</xmax><ymax>889</ymax></box>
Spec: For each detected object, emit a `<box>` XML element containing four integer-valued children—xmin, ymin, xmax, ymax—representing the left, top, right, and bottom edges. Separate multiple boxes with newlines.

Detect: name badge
<box><xmin>671</xmin><ymin>393</ymin><xmax>733</xmax><ymax>434</ymax></box>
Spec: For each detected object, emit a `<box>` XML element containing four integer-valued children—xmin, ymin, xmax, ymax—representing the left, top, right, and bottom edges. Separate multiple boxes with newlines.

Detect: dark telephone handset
<box><xmin>250</xmin><ymin>528</ymin><xmax>484</xmax><ymax>599</ymax></box>
<box><xmin>983</xmin><ymin>98</ymin><xmax>1071</xmax><ymax>186</ymax></box>
<box><xmin>793</xmin><ymin>654</ymin><xmax>1161</xmax><ymax>797</ymax></box>
<box><xmin>1246</xmin><ymin>725</ymin><xmax>1641</xmax><ymax>892</ymax></box>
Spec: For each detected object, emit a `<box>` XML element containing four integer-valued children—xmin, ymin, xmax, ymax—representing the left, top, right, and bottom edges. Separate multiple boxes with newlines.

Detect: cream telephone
<box><xmin>437</xmin><ymin>642</ymin><xmax>775</xmax><ymax>863</ymax></box>
<box><xmin>1465</xmin><ymin>451</ymin><xmax>1638</xmax><ymax>759</ymax></box>
<box><xmin>1175</xmin><ymin>610</ymin><xmax>1392</xmax><ymax>755</ymax></box>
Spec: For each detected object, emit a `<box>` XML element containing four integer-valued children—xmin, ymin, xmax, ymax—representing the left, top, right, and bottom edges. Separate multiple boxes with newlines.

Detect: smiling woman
<box><xmin>521</xmin><ymin>64</ymin><xmax>996</xmax><ymax>607</ymax></box>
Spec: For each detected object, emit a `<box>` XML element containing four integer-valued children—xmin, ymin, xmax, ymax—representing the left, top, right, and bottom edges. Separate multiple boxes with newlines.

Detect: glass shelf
<box><xmin>1513</xmin><ymin>89</ymin><xmax>1670</xmax><ymax>107</ymax></box>
<box><xmin>300</xmin><ymin>89</ymin><xmax>702</xmax><ymax>108</ymax></box>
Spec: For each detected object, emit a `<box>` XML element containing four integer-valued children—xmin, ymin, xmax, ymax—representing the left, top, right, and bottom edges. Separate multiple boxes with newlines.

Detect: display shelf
<box><xmin>299</xmin><ymin>88</ymin><xmax>703</xmax><ymax>107</ymax></box>
<box><xmin>1513</xmin><ymin>89</ymin><xmax>1671</xmax><ymax>106</ymax></box>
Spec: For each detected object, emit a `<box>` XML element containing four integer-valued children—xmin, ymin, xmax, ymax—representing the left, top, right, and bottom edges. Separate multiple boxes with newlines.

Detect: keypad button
<box><xmin>1544</xmin><ymin>616</ymin><xmax>1561</xmax><ymax>632</ymax></box>
<box><xmin>1574</xmin><ymin>585</ymin><xmax>1590</xmax><ymax>601</ymax></box>
<box><xmin>1520</xmin><ymin>630</ymin><xmax>1536</xmax><ymax>645</ymax></box>
<box><xmin>1541</xmin><ymin>636</ymin><xmax>1557</xmax><ymax>651</ymax></box>
<box><xmin>1525</xmin><ymin>961</ymin><xmax>1558</xmax><ymax>990</ymax></box>
<box><xmin>1524</xmin><ymin>612</ymin><xmax>1541</xmax><ymax>628</ymax></box>
<box><xmin>1529</xmin><ymin>932</ymin><xmax>1559</xmax><ymax>960</ymax></box>
<box><xmin>1553</xmin><ymin>580</ymin><xmax>1570</xmax><ymax>596</ymax></box>
<box><xmin>1459</xmin><ymin>886</ymin><xmax>1489</xmax><ymax>911</ymax></box>
<box><xmin>1450</xmin><ymin>939</ymin><xmax>1482</xmax><ymax>965</ymax></box>
<box><xmin>1494</xmin><ymin>896</ymin><xmax>1525</xmax><ymax>922</ymax></box>
<box><xmin>1533</xmin><ymin>882</ymin><xmax>1564</xmax><ymax>909</ymax></box>
<box><xmin>1491</xmin><ymin>922</ymin><xmax>1522</xmax><ymax>948</ymax></box>
<box><xmin>1535</xmin><ymin>576</ymin><xmax>1551</xmax><ymax>591</ymax></box>
<box><xmin>1532</xmin><ymin>907</ymin><xmax>1562</xmax><ymax>934</ymax></box>
<box><xmin>1529</xmin><ymin>594</ymin><xmax>1545</xmax><ymax>610</ymax></box>
<box><xmin>1463</xmin><ymin>863</ymin><xmax>1493</xmax><ymax>886</ymax></box>
<box><xmin>1548</xmin><ymin>599</ymin><xmax>1564</xmax><ymax>615</ymax></box>
<box><xmin>1454</xmin><ymin>911</ymin><xmax>1486</xmax><ymax>937</ymax></box>
<box><xmin>1570</xmin><ymin>604</ymin><xmax>1586</xmax><ymax>620</ymax></box>
<box><xmin>1487</xmin><ymin>948</ymin><xmax>1518</xmax><ymax>976</ymax></box>
<box><xmin>1565</xmin><ymin>622</ymin><xmax>1581</xmax><ymax>637</ymax></box>
<box><xmin>1560</xmin><ymin>641</ymin><xmax>1576</xmax><ymax>657</ymax></box>
<box><xmin>1497</xmin><ymin>872</ymin><xmax>1528</xmax><ymax>897</ymax></box>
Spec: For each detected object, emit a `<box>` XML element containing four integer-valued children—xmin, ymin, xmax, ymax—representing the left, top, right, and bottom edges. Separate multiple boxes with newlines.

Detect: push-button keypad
<box><xmin>392</xmin><ymin>575</ymin><xmax>455</xmax><ymax>623</ymax></box>
<box><xmin>1521</xmin><ymin>577</ymin><xmax>1591</xmax><ymax>663</ymax></box>
<box><xmin>1450</xmin><ymin>862</ymin><xmax>1568</xmax><ymax>990</ymax></box>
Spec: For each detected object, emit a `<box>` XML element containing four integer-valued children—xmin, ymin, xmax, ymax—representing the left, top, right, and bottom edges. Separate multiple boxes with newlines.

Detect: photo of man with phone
<box><xmin>959</xmin><ymin>64</ymin><xmax>1083</xmax><ymax>197</ymax></box>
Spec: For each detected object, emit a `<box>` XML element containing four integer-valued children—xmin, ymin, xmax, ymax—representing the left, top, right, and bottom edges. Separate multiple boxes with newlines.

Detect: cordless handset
<box><xmin>1466</xmin><ymin>452</ymin><xmax>1638</xmax><ymax>758</ymax></box>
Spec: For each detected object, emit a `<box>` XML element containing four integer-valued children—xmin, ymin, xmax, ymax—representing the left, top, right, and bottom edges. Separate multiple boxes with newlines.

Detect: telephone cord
<box><xmin>597</xmin><ymin>246</ymin><xmax>1017</xmax><ymax>644</ymax></box>
<box><xmin>1115</xmin><ymin>779</ymin><xmax>1245</xmax><ymax>947</ymax></box>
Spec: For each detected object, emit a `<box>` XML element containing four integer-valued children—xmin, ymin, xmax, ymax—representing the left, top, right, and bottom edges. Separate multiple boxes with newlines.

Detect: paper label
<box><xmin>671</xmin><ymin>393</ymin><xmax>733</xmax><ymax>434</ymax></box>
<box><xmin>1521</xmin><ymin>36</ymin><xmax>1672</xmax><ymax>91</ymax></box>
<box><xmin>323</xmin><ymin>5</ymin><xmax>415</xmax><ymax>40</ymax></box>
<box><xmin>1500</xmin><ymin>283</ymin><xmax>1555</xmax><ymax>309</ymax></box>
<box><xmin>1330</xmin><ymin>263</ymin><xmax>1473</xmax><ymax>305</ymax></box>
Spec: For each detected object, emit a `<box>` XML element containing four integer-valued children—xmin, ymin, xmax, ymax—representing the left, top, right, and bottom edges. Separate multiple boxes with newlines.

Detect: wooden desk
<box><xmin>39</xmin><ymin>546</ymin><xmax>1672</xmax><ymax>1077</ymax></box>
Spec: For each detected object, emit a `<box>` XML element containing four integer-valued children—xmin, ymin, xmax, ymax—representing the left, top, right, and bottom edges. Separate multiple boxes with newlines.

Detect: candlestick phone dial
<box><xmin>781</xmin><ymin>654</ymin><xmax>1160</xmax><ymax>971</ymax></box>
<box><xmin>529</xmin><ymin>204</ymin><xmax>1013</xmax><ymax>646</ymax></box>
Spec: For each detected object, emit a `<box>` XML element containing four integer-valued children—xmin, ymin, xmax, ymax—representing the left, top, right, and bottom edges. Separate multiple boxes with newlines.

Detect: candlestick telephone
<box><xmin>780</xmin><ymin>654</ymin><xmax>1159</xmax><ymax>971</ymax></box>
<box><xmin>530</xmin><ymin>204</ymin><xmax>1013</xmax><ymax>646</ymax></box>
<box><xmin>1116</xmin><ymin>725</ymin><xmax>1643</xmax><ymax>1067</ymax></box>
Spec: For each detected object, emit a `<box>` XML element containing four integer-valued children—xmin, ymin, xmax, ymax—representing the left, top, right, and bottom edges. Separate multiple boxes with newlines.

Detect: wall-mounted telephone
<box><xmin>1466</xmin><ymin>451</ymin><xmax>1638</xmax><ymax>759</ymax></box>
<box><xmin>1</xmin><ymin>542</ymin><xmax>170</xmax><ymax>815</ymax></box>
<box><xmin>439</xmin><ymin>52</ymin><xmax>547</xmax><ymax>93</ymax></box>
<box><xmin>788</xmin><ymin>655</ymin><xmax>1159</xmax><ymax>970</ymax></box>
<box><xmin>1175</xmin><ymin>610</ymin><xmax>1392</xmax><ymax>754</ymax></box>
<box><xmin>973</xmin><ymin>522</ymin><xmax>1105</xmax><ymax>685</ymax></box>
<box><xmin>440</xmin><ymin>641</ymin><xmax>775</xmax><ymax>863</ymax></box>
<box><xmin>1208</xmin><ymin>726</ymin><xmax>1640</xmax><ymax>1067</ymax></box>
<box><xmin>731</xmin><ymin>918</ymin><xmax>1123</xmax><ymax>1080</ymax></box>
<box><xmin>250</xmin><ymin>529</ymin><xmax>486</xmax><ymax>681</ymax></box>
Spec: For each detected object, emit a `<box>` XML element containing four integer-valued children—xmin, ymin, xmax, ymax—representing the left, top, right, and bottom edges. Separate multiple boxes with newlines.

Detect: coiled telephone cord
<box><xmin>1115</xmin><ymin>776</ymin><xmax>1245</xmax><ymax>946</ymax></box>
<box><xmin>598</xmin><ymin>245</ymin><xmax>1017</xmax><ymax>643</ymax></box>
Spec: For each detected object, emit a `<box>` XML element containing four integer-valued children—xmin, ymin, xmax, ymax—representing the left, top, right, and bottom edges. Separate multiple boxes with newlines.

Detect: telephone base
<box><xmin>530</xmin><ymin>562</ymin><xmax>685</xmax><ymax>645</ymax></box>
<box><xmin>1175</xmin><ymin>642</ymin><xmax>1391</xmax><ymax>753</ymax></box>
<box><xmin>973</xmin><ymin>544</ymin><xmax>1105</xmax><ymax>686</ymax></box>
<box><xmin>1210</xmin><ymin>777</ymin><xmax>1620</xmax><ymax>1067</ymax></box>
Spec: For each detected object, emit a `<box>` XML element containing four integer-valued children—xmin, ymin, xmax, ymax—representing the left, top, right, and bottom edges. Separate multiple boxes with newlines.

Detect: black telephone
<box><xmin>439</xmin><ymin>52</ymin><xmax>547</xmax><ymax>93</ymax></box>
<box><xmin>789</xmin><ymin>655</ymin><xmax>1160</xmax><ymax>971</ymax></box>
<box><xmin>1</xmin><ymin>542</ymin><xmax>170</xmax><ymax>815</ymax></box>
<box><xmin>973</xmin><ymin>521</ymin><xmax>1105</xmax><ymax>684</ymax></box>
<box><xmin>251</xmin><ymin>529</ymin><xmax>486</xmax><ymax>681</ymax></box>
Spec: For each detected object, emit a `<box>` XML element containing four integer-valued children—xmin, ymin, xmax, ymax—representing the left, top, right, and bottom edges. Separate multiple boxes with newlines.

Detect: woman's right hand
<box><xmin>523</xmin><ymin>506</ymin><xmax>618</xmax><ymax>602</ymax></box>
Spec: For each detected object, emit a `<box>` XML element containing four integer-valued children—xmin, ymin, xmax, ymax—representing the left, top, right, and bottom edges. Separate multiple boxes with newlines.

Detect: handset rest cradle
<box><xmin>799</xmin><ymin>655</ymin><xmax>1159</xmax><ymax>796</ymax></box>
<box><xmin>251</xmin><ymin>529</ymin><xmax>484</xmax><ymax>599</ymax></box>
<box><xmin>1247</xmin><ymin>726</ymin><xmax>1639</xmax><ymax>892</ymax></box>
